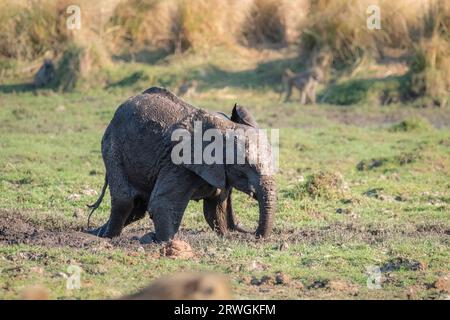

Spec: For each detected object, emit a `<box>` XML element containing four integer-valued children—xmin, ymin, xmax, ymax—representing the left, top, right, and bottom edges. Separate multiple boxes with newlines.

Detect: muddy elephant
<box><xmin>87</xmin><ymin>87</ymin><xmax>276</xmax><ymax>242</ymax></box>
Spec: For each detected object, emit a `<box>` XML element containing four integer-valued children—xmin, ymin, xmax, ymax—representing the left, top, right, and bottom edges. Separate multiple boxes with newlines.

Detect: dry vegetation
<box><xmin>0</xmin><ymin>0</ymin><xmax>449</xmax><ymax>103</ymax></box>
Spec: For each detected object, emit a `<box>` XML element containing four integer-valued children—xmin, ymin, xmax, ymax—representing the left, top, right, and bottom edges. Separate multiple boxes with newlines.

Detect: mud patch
<box><xmin>380</xmin><ymin>257</ymin><xmax>426</xmax><ymax>272</ymax></box>
<box><xmin>0</xmin><ymin>212</ymin><xmax>104</xmax><ymax>248</ymax></box>
<box><xmin>247</xmin><ymin>272</ymin><xmax>291</xmax><ymax>286</ymax></box>
<box><xmin>357</xmin><ymin>152</ymin><xmax>420</xmax><ymax>171</ymax></box>
<box><xmin>1</xmin><ymin>209</ymin><xmax>448</xmax><ymax>253</ymax></box>
<box><xmin>0</xmin><ymin>209</ymin><xmax>144</xmax><ymax>250</ymax></box>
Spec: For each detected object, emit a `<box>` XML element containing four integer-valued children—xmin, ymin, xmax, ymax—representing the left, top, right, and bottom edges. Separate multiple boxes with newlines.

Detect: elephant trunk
<box><xmin>255</xmin><ymin>176</ymin><xmax>276</xmax><ymax>238</ymax></box>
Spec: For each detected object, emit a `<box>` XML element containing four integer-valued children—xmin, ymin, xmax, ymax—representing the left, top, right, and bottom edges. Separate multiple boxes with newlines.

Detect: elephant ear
<box><xmin>184</xmin><ymin>162</ymin><xmax>226</xmax><ymax>191</ymax></box>
<box><xmin>178</xmin><ymin>112</ymin><xmax>227</xmax><ymax>191</ymax></box>
<box><xmin>231</xmin><ymin>104</ymin><xmax>259</xmax><ymax>128</ymax></box>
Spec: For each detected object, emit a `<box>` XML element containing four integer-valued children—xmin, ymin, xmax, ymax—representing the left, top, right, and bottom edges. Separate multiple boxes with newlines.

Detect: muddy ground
<box><xmin>1</xmin><ymin>208</ymin><xmax>448</xmax><ymax>254</ymax></box>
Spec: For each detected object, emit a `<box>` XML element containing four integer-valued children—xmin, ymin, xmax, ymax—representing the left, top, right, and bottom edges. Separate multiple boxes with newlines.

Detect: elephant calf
<box><xmin>87</xmin><ymin>87</ymin><xmax>276</xmax><ymax>242</ymax></box>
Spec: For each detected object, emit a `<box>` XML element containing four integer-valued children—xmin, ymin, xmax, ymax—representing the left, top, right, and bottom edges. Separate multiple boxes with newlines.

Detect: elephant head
<box><xmin>172</xmin><ymin>104</ymin><xmax>277</xmax><ymax>238</ymax></box>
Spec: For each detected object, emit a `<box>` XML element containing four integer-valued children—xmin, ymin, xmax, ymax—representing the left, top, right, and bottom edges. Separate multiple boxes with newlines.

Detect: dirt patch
<box><xmin>0</xmin><ymin>212</ymin><xmax>108</xmax><ymax>249</ymax></box>
<box><xmin>1</xmin><ymin>209</ymin><xmax>448</xmax><ymax>254</ymax></box>
<box><xmin>357</xmin><ymin>158</ymin><xmax>388</xmax><ymax>171</ymax></box>
<box><xmin>363</xmin><ymin>188</ymin><xmax>394</xmax><ymax>201</ymax></box>
<box><xmin>380</xmin><ymin>257</ymin><xmax>426</xmax><ymax>273</ymax></box>
<box><xmin>433</xmin><ymin>275</ymin><xmax>450</xmax><ymax>293</ymax></box>
<box><xmin>327</xmin><ymin>280</ymin><xmax>359</xmax><ymax>296</ymax></box>
<box><xmin>274</xmin><ymin>272</ymin><xmax>291</xmax><ymax>285</ymax></box>
<box><xmin>247</xmin><ymin>272</ymin><xmax>291</xmax><ymax>286</ymax></box>
<box><xmin>160</xmin><ymin>240</ymin><xmax>194</xmax><ymax>259</ymax></box>
<box><xmin>308</xmin><ymin>279</ymin><xmax>328</xmax><ymax>289</ymax></box>
<box><xmin>357</xmin><ymin>152</ymin><xmax>420</xmax><ymax>171</ymax></box>
<box><xmin>0</xmin><ymin>209</ymin><xmax>147</xmax><ymax>251</ymax></box>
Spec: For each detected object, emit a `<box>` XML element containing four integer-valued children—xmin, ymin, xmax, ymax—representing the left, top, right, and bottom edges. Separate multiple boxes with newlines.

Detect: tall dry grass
<box><xmin>0</xmin><ymin>0</ymin><xmax>448</xmax><ymax>102</ymax></box>
<box><xmin>0</xmin><ymin>1</ymin><xmax>68</xmax><ymax>60</ymax></box>
<box><xmin>241</xmin><ymin>0</ymin><xmax>287</xmax><ymax>47</ymax></box>
<box><xmin>406</xmin><ymin>0</ymin><xmax>450</xmax><ymax>106</ymax></box>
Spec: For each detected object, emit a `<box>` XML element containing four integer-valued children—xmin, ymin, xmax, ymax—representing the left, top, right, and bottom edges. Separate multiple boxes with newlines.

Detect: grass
<box><xmin>0</xmin><ymin>49</ymin><xmax>449</xmax><ymax>300</ymax></box>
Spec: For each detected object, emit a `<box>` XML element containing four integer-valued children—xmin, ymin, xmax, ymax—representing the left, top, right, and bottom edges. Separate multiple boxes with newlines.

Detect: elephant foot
<box><xmin>139</xmin><ymin>232</ymin><xmax>158</xmax><ymax>244</ymax></box>
<box><xmin>85</xmin><ymin>223</ymin><xmax>108</xmax><ymax>237</ymax></box>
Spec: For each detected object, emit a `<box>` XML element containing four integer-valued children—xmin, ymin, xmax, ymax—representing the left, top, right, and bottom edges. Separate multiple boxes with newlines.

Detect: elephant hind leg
<box><xmin>103</xmin><ymin>197</ymin><xmax>134</xmax><ymax>238</ymax></box>
<box><xmin>91</xmin><ymin>196</ymin><xmax>146</xmax><ymax>238</ymax></box>
<box><xmin>101</xmin><ymin>146</ymin><xmax>141</xmax><ymax>238</ymax></box>
<box><xmin>124</xmin><ymin>196</ymin><xmax>148</xmax><ymax>227</ymax></box>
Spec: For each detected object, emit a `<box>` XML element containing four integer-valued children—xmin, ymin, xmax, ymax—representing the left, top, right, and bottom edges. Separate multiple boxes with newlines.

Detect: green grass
<box><xmin>0</xmin><ymin>51</ymin><xmax>449</xmax><ymax>300</ymax></box>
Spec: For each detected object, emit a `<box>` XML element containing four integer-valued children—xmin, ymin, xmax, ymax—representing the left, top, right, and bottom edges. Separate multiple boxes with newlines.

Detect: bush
<box><xmin>0</xmin><ymin>1</ymin><xmax>68</xmax><ymax>60</ymax></box>
<box><xmin>389</xmin><ymin>117</ymin><xmax>432</xmax><ymax>132</ymax></box>
<box><xmin>108</xmin><ymin>0</ymin><xmax>170</xmax><ymax>50</ymax></box>
<box><xmin>300</xmin><ymin>0</ymin><xmax>377</xmax><ymax>68</ymax></box>
<box><xmin>320</xmin><ymin>76</ymin><xmax>406</xmax><ymax>105</ymax></box>
<box><xmin>304</xmin><ymin>171</ymin><xmax>346</xmax><ymax>199</ymax></box>
<box><xmin>405</xmin><ymin>34</ymin><xmax>450</xmax><ymax>106</ymax></box>
<box><xmin>241</xmin><ymin>0</ymin><xmax>287</xmax><ymax>47</ymax></box>
<box><xmin>52</xmin><ymin>44</ymin><xmax>107</xmax><ymax>92</ymax></box>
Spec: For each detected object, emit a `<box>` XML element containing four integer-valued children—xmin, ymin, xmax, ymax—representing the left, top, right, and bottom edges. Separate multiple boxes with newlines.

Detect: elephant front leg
<box><xmin>204</xmin><ymin>190</ymin><xmax>249</xmax><ymax>235</ymax></box>
<box><xmin>203</xmin><ymin>194</ymin><xmax>228</xmax><ymax>235</ymax></box>
<box><xmin>147</xmin><ymin>167</ymin><xmax>196</xmax><ymax>242</ymax></box>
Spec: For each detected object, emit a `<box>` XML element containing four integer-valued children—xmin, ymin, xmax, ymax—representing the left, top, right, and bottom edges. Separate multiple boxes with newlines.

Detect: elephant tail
<box><xmin>86</xmin><ymin>176</ymin><xmax>108</xmax><ymax>229</ymax></box>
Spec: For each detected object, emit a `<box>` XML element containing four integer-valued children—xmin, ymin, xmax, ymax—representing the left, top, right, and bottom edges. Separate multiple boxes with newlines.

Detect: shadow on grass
<box><xmin>318</xmin><ymin>75</ymin><xmax>408</xmax><ymax>105</ymax></box>
<box><xmin>104</xmin><ymin>56</ymin><xmax>306</xmax><ymax>94</ymax></box>
<box><xmin>0</xmin><ymin>83</ymin><xmax>36</xmax><ymax>94</ymax></box>
<box><xmin>106</xmin><ymin>71</ymin><xmax>149</xmax><ymax>89</ymax></box>
<box><xmin>191</xmin><ymin>57</ymin><xmax>304</xmax><ymax>92</ymax></box>
<box><xmin>112</xmin><ymin>48</ymin><xmax>171</xmax><ymax>65</ymax></box>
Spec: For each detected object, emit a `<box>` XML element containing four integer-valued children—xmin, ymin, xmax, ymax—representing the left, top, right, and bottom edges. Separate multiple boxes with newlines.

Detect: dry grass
<box><xmin>0</xmin><ymin>0</ymin><xmax>449</xmax><ymax>102</ymax></box>
<box><xmin>405</xmin><ymin>1</ymin><xmax>450</xmax><ymax>106</ymax></box>
<box><xmin>0</xmin><ymin>1</ymin><xmax>68</xmax><ymax>60</ymax></box>
<box><xmin>241</xmin><ymin>0</ymin><xmax>287</xmax><ymax>47</ymax></box>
